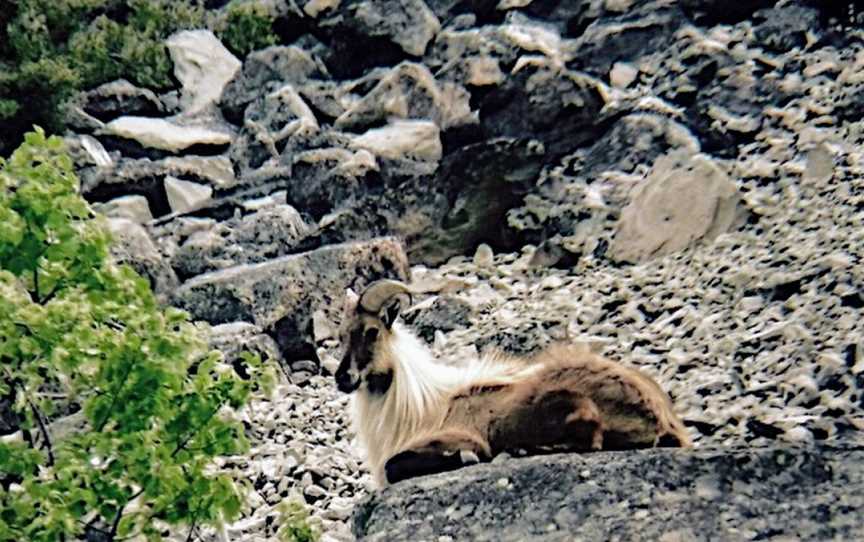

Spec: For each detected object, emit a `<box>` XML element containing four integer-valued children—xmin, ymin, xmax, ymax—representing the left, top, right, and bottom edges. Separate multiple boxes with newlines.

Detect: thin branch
<box><xmin>170</xmin><ymin>400</ymin><xmax>226</xmax><ymax>459</ymax></box>
<box><xmin>108</xmin><ymin>488</ymin><xmax>146</xmax><ymax>539</ymax></box>
<box><xmin>33</xmin><ymin>267</ymin><xmax>40</xmax><ymax>303</ymax></box>
<box><xmin>39</xmin><ymin>280</ymin><xmax>65</xmax><ymax>305</ymax></box>
<box><xmin>94</xmin><ymin>359</ymin><xmax>135</xmax><ymax>433</ymax></box>
<box><xmin>1</xmin><ymin>367</ymin><xmax>54</xmax><ymax>466</ymax></box>
<box><xmin>184</xmin><ymin>513</ymin><xmax>200</xmax><ymax>542</ymax></box>
<box><xmin>27</xmin><ymin>396</ymin><xmax>54</xmax><ymax>466</ymax></box>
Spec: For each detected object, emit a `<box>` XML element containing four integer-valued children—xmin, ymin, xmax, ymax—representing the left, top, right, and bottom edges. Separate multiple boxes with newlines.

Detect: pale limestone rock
<box><xmin>467</xmin><ymin>56</ymin><xmax>504</xmax><ymax>86</ymax></box>
<box><xmin>610</xmin><ymin>152</ymin><xmax>743</xmax><ymax>263</ymax></box>
<box><xmin>94</xmin><ymin>195</ymin><xmax>153</xmax><ymax>223</ymax></box>
<box><xmin>473</xmin><ymin>243</ymin><xmax>494</xmax><ymax>267</ymax></box>
<box><xmin>79</xmin><ymin>135</ymin><xmax>113</xmax><ymax>167</ymax></box>
<box><xmin>161</xmin><ymin>155</ymin><xmax>237</xmax><ymax>188</ymax></box>
<box><xmin>350</xmin><ymin>120</ymin><xmax>442</xmax><ymax>161</ymax></box>
<box><xmin>498</xmin><ymin>0</ymin><xmax>534</xmax><ymax>9</ymax></box>
<box><xmin>304</xmin><ymin>0</ymin><xmax>341</xmax><ymax>17</ymax></box>
<box><xmin>164</xmin><ymin>176</ymin><xmax>214</xmax><ymax>213</ymax></box>
<box><xmin>166</xmin><ymin>30</ymin><xmax>241</xmax><ymax>114</ymax></box>
<box><xmin>610</xmin><ymin>62</ymin><xmax>639</xmax><ymax>88</ymax></box>
<box><xmin>804</xmin><ymin>142</ymin><xmax>834</xmax><ymax>181</ymax></box>
<box><xmin>103</xmin><ymin>117</ymin><xmax>233</xmax><ymax>151</ymax></box>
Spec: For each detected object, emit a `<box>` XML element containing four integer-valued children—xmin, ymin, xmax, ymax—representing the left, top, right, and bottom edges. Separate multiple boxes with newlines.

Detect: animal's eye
<box><xmin>364</xmin><ymin>328</ymin><xmax>379</xmax><ymax>343</ymax></box>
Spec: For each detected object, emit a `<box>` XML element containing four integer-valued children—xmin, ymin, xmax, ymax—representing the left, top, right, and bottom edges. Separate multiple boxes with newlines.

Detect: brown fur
<box><xmin>383</xmin><ymin>344</ymin><xmax>691</xmax><ymax>482</ymax></box>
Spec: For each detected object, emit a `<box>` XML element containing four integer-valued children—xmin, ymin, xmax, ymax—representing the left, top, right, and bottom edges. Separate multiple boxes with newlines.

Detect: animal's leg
<box><xmin>564</xmin><ymin>396</ymin><xmax>605</xmax><ymax>450</ymax></box>
<box><xmin>384</xmin><ymin>428</ymin><xmax>491</xmax><ymax>484</ymax></box>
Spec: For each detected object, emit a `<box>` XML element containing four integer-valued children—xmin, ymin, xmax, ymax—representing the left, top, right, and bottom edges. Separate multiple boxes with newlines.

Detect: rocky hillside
<box><xmin>49</xmin><ymin>0</ymin><xmax>864</xmax><ymax>540</ymax></box>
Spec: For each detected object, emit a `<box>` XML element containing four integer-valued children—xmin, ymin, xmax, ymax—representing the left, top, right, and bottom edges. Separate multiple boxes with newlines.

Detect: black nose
<box><xmin>335</xmin><ymin>369</ymin><xmax>358</xmax><ymax>393</ymax></box>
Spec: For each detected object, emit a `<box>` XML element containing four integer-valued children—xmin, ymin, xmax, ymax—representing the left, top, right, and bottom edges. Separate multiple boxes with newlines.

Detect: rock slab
<box><xmin>354</xmin><ymin>445</ymin><xmax>864</xmax><ymax>541</ymax></box>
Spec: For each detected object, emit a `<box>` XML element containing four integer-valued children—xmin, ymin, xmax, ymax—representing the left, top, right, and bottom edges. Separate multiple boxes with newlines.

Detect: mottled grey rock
<box><xmin>355</xmin><ymin>446</ymin><xmax>864</xmax><ymax>541</ymax></box>
<box><xmin>403</xmin><ymin>295</ymin><xmax>473</xmax><ymax>342</ymax></box>
<box><xmin>76</xmin><ymin>79</ymin><xmax>164</xmax><ymax>123</ymax></box>
<box><xmin>106</xmin><ymin>218</ymin><xmax>180</xmax><ymax>301</ymax></box>
<box><xmin>93</xmin><ymin>195</ymin><xmax>153</xmax><ymax>223</ymax></box>
<box><xmin>164</xmin><ymin>203</ymin><xmax>312</xmax><ymax>279</ymax></box>
<box><xmin>164</xmin><ymin>176</ymin><xmax>214</xmax><ymax>213</ymax></box>
<box><xmin>81</xmin><ymin>155</ymin><xmax>238</xmax><ymax>219</ymax></box>
<box><xmin>220</xmin><ymin>45</ymin><xmax>327</xmax><ymax>124</ymax></box>
<box><xmin>210</xmin><ymin>322</ymin><xmax>284</xmax><ymax>375</ymax></box>
<box><xmin>323</xmin><ymin>0</ymin><xmax>441</xmax><ymax>57</ymax></box>
<box><xmin>568</xmin><ymin>2</ymin><xmax>684</xmax><ymax>78</ymax></box>
<box><xmin>409</xmin><ymin>137</ymin><xmax>545</xmax><ymax>263</ymax></box>
<box><xmin>240</xmin><ymin>83</ymin><xmax>319</xmax><ymax>165</ymax></box>
<box><xmin>477</xmin><ymin>58</ymin><xmax>606</xmax><ymax>158</ymax></box>
<box><xmin>173</xmin><ymin>237</ymin><xmax>410</xmax><ymax>361</ymax></box>
<box><xmin>350</xmin><ymin>120</ymin><xmax>442</xmax><ymax>162</ymax></box>
<box><xmin>335</xmin><ymin>62</ymin><xmax>473</xmax><ymax>132</ymax></box>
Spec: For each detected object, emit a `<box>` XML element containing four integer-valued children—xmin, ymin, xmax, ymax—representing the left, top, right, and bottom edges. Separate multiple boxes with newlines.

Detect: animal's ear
<box><xmin>379</xmin><ymin>294</ymin><xmax>408</xmax><ymax>329</ymax></box>
<box><xmin>344</xmin><ymin>288</ymin><xmax>360</xmax><ymax>314</ymax></box>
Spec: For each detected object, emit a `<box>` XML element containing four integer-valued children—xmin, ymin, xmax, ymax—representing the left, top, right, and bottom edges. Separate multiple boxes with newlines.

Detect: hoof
<box><xmin>385</xmin><ymin>448</ymin><xmax>478</xmax><ymax>484</ymax></box>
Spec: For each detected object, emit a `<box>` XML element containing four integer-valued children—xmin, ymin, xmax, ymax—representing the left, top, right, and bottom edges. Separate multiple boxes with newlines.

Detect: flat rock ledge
<box><xmin>354</xmin><ymin>445</ymin><xmax>864</xmax><ymax>542</ymax></box>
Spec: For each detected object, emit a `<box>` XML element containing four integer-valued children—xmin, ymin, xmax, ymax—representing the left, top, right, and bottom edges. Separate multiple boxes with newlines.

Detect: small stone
<box><xmin>94</xmin><ymin>195</ymin><xmax>153</xmax><ymax>223</ymax></box>
<box><xmin>474</xmin><ymin>244</ymin><xmax>494</xmax><ymax>267</ymax></box>
<box><xmin>496</xmin><ymin>477</ymin><xmax>510</xmax><ymax>489</ymax></box>
<box><xmin>164</xmin><ymin>176</ymin><xmax>213</xmax><ymax>214</ymax></box>
<box><xmin>304</xmin><ymin>484</ymin><xmax>327</xmax><ymax>498</ymax></box>
<box><xmin>292</xmin><ymin>371</ymin><xmax>314</xmax><ymax>386</ymax></box>
<box><xmin>320</xmin><ymin>354</ymin><xmax>340</xmax><ymax>376</ymax></box>
<box><xmin>610</xmin><ymin>62</ymin><xmax>639</xmax><ymax>88</ymax></box>
<box><xmin>79</xmin><ymin>135</ymin><xmax>113</xmax><ymax>167</ymax></box>
<box><xmin>291</xmin><ymin>360</ymin><xmax>319</xmax><ymax>373</ymax></box>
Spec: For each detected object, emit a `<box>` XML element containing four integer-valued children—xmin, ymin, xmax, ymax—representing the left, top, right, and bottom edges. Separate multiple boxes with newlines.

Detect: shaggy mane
<box><xmin>351</xmin><ymin>322</ymin><xmax>539</xmax><ymax>483</ymax></box>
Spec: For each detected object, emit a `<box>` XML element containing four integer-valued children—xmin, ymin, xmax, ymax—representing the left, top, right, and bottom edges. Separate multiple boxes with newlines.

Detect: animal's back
<box><xmin>442</xmin><ymin>343</ymin><xmax>691</xmax><ymax>454</ymax></box>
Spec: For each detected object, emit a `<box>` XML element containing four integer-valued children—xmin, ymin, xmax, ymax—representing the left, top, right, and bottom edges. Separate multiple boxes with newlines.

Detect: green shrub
<box><xmin>217</xmin><ymin>1</ymin><xmax>279</xmax><ymax>58</ymax></box>
<box><xmin>0</xmin><ymin>0</ymin><xmax>277</xmax><ymax>156</ymax></box>
<box><xmin>277</xmin><ymin>499</ymin><xmax>321</xmax><ymax>542</ymax></box>
<box><xmin>0</xmin><ymin>128</ymin><xmax>277</xmax><ymax>541</ymax></box>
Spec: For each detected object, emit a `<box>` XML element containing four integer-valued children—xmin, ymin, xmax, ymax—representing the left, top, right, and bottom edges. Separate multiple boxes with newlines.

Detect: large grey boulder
<box><xmin>173</xmin><ymin>237</ymin><xmax>410</xmax><ymax>361</ymax></box>
<box><xmin>354</xmin><ymin>445</ymin><xmax>864</xmax><ymax>541</ymax></box>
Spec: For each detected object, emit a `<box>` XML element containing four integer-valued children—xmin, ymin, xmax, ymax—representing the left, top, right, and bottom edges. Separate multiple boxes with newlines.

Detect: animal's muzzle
<box><xmin>335</xmin><ymin>368</ymin><xmax>360</xmax><ymax>393</ymax></box>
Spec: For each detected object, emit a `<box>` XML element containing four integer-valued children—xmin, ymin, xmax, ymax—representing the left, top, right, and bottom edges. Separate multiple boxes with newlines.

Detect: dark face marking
<box><xmin>366</xmin><ymin>370</ymin><xmax>393</xmax><ymax>395</ymax></box>
<box><xmin>334</xmin><ymin>320</ymin><xmax>381</xmax><ymax>394</ymax></box>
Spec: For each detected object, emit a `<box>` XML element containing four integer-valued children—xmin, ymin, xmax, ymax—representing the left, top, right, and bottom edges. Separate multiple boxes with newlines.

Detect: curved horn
<box><xmin>359</xmin><ymin>279</ymin><xmax>412</xmax><ymax>314</ymax></box>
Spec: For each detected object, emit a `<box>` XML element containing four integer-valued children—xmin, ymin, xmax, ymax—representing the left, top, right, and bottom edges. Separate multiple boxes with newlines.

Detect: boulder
<box><xmin>325</xmin><ymin>0</ymin><xmax>441</xmax><ymax>57</ymax></box>
<box><xmin>220</xmin><ymin>45</ymin><xmax>327</xmax><ymax>124</ymax></box>
<box><xmin>164</xmin><ymin>176</ymin><xmax>214</xmax><ymax>214</ymax></box>
<box><xmin>209</xmin><ymin>322</ymin><xmax>285</xmax><ymax>375</ymax></box>
<box><xmin>76</xmin><ymin>79</ymin><xmax>165</xmax><ymax>122</ymax></box>
<box><xmin>106</xmin><ymin>218</ymin><xmax>180</xmax><ymax>301</ymax></box>
<box><xmin>166</xmin><ymin>29</ymin><xmax>242</xmax><ymax>115</ymax></box>
<box><xmin>160</xmin><ymin>202</ymin><xmax>313</xmax><ymax>279</ymax></box>
<box><xmin>173</xmin><ymin>237</ymin><xmax>410</xmax><ymax>361</ymax></box>
<box><xmin>93</xmin><ymin>195</ymin><xmax>153</xmax><ymax>223</ymax></box>
<box><xmin>354</xmin><ymin>445</ymin><xmax>864</xmax><ymax>541</ymax></box>
<box><xmin>101</xmin><ymin>117</ymin><xmax>234</xmax><ymax>153</ymax></box>
<box><xmin>81</xmin><ymin>155</ymin><xmax>238</xmax><ymax>219</ymax></box>
<box><xmin>609</xmin><ymin>152</ymin><xmax>744</xmax><ymax>263</ymax></box>
<box><xmin>335</xmin><ymin>62</ymin><xmax>473</xmax><ymax>132</ymax></box>
<box><xmin>477</xmin><ymin>58</ymin><xmax>606</xmax><ymax>158</ymax></box>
